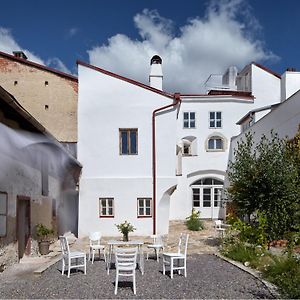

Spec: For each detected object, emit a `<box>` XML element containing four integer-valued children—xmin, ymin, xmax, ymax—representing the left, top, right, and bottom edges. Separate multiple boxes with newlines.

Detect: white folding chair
<box><xmin>114</xmin><ymin>247</ymin><xmax>138</xmax><ymax>295</ymax></box>
<box><xmin>215</xmin><ymin>220</ymin><xmax>225</xmax><ymax>237</ymax></box>
<box><xmin>88</xmin><ymin>232</ymin><xmax>106</xmax><ymax>264</ymax></box>
<box><xmin>162</xmin><ymin>233</ymin><xmax>189</xmax><ymax>279</ymax></box>
<box><xmin>59</xmin><ymin>236</ymin><xmax>86</xmax><ymax>278</ymax></box>
<box><xmin>146</xmin><ymin>235</ymin><xmax>165</xmax><ymax>262</ymax></box>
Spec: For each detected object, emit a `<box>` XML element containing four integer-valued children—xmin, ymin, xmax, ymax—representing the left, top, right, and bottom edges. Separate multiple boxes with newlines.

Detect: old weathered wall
<box><xmin>0</xmin><ymin>57</ymin><xmax>78</xmax><ymax>142</ymax></box>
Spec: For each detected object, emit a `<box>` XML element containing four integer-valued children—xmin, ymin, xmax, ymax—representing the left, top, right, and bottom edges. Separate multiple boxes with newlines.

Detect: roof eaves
<box><xmin>252</xmin><ymin>62</ymin><xmax>281</xmax><ymax>79</ymax></box>
<box><xmin>0</xmin><ymin>51</ymin><xmax>78</xmax><ymax>82</ymax></box>
<box><xmin>77</xmin><ymin>60</ymin><xmax>174</xmax><ymax>99</ymax></box>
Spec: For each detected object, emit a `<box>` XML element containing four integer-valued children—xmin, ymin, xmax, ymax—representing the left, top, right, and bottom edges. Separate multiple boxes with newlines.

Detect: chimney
<box><xmin>13</xmin><ymin>51</ymin><xmax>28</xmax><ymax>60</ymax></box>
<box><xmin>149</xmin><ymin>55</ymin><xmax>163</xmax><ymax>90</ymax></box>
<box><xmin>281</xmin><ymin>67</ymin><xmax>300</xmax><ymax>102</ymax></box>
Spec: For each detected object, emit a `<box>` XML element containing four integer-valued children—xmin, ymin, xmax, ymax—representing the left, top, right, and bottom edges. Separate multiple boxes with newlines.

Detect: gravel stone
<box><xmin>0</xmin><ymin>254</ymin><xmax>274</xmax><ymax>299</ymax></box>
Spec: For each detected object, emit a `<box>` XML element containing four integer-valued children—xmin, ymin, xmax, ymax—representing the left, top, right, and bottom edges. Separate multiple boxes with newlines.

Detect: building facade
<box><xmin>0</xmin><ymin>51</ymin><xmax>78</xmax><ymax>154</ymax></box>
<box><xmin>0</xmin><ymin>85</ymin><xmax>81</xmax><ymax>267</ymax></box>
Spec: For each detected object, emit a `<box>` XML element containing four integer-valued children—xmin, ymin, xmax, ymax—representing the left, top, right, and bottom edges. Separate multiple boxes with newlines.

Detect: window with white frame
<box><xmin>183</xmin><ymin>112</ymin><xmax>196</xmax><ymax>128</ymax></box>
<box><xmin>99</xmin><ymin>198</ymin><xmax>114</xmax><ymax>217</ymax></box>
<box><xmin>209</xmin><ymin>111</ymin><xmax>222</xmax><ymax>128</ymax></box>
<box><xmin>207</xmin><ymin>136</ymin><xmax>224</xmax><ymax>151</ymax></box>
<box><xmin>119</xmin><ymin>129</ymin><xmax>138</xmax><ymax>155</ymax></box>
<box><xmin>0</xmin><ymin>192</ymin><xmax>7</xmax><ymax>237</ymax></box>
<box><xmin>137</xmin><ymin>198</ymin><xmax>152</xmax><ymax>217</ymax></box>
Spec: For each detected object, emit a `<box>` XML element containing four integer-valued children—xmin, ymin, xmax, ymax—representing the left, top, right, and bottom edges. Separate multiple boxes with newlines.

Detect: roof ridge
<box><xmin>0</xmin><ymin>51</ymin><xmax>78</xmax><ymax>82</ymax></box>
<box><xmin>77</xmin><ymin>60</ymin><xmax>174</xmax><ymax>99</ymax></box>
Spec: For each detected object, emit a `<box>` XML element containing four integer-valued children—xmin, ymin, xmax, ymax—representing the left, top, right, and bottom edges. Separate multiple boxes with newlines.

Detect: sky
<box><xmin>0</xmin><ymin>0</ymin><xmax>299</xmax><ymax>93</ymax></box>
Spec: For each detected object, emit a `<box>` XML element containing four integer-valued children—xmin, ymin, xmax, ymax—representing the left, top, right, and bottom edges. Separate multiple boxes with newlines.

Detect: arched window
<box><xmin>205</xmin><ymin>133</ymin><xmax>227</xmax><ymax>152</ymax></box>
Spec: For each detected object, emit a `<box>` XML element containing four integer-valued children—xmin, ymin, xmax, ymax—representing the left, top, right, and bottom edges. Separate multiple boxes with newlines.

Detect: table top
<box><xmin>107</xmin><ymin>240</ymin><xmax>144</xmax><ymax>245</ymax></box>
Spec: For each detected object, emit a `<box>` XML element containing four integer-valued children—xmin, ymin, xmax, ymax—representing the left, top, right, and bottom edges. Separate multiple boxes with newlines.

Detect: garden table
<box><xmin>106</xmin><ymin>240</ymin><xmax>144</xmax><ymax>275</ymax></box>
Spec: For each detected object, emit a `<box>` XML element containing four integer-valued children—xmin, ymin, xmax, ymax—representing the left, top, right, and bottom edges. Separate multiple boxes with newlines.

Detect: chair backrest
<box><xmin>89</xmin><ymin>231</ymin><xmax>101</xmax><ymax>246</ymax></box>
<box><xmin>115</xmin><ymin>247</ymin><xmax>137</xmax><ymax>271</ymax></box>
<box><xmin>59</xmin><ymin>236</ymin><xmax>70</xmax><ymax>256</ymax></box>
<box><xmin>177</xmin><ymin>233</ymin><xmax>189</xmax><ymax>256</ymax></box>
<box><xmin>151</xmin><ymin>234</ymin><xmax>164</xmax><ymax>246</ymax></box>
<box><xmin>215</xmin><ymin>220</ymin><xmax>223</xmax><ymax>229</ymax></box>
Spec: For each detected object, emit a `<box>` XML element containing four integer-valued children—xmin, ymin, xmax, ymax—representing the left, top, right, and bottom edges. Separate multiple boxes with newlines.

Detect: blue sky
<box><xmin>0</xmin><ymin>0</ymin><xmax>299</xmax><ymax>92</ymax></box>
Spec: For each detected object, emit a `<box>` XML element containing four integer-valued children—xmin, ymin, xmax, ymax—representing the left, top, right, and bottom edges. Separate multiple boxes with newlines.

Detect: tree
<box><xmin>228</xmin><ymin>131</ymin><xmax>300</xmax><ymax>241</ymax></box>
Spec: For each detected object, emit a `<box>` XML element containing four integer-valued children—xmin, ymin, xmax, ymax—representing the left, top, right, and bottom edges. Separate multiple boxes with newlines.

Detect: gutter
<box><xmin>152</xmin><ymin>92</ymin><xmax>181</xmax><ymax>235</ymax></box>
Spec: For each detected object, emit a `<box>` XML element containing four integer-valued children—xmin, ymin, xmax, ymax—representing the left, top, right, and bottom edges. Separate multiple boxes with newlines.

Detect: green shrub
<box><xmin>263</xmin><ymin>256</ymin><xmax>300</xmax><ymax>299</ymax></box>
<box><xmin>185</xmin><ymin>209</ymin><xmax>203</xmax><ymax>231</ymax></box>
<box><xmin>221</xmin><ymin>242</ymin><xmax>257</xmax><ymax>264</ymax></box>
<box><xmin>35</xmin><ymin>223</ymin><xmax>54</xmax><ymax>241</ymax></box>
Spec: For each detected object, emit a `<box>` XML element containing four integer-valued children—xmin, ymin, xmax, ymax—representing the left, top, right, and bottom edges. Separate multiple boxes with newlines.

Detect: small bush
<box><xmin>185</xmin><ymin>209</ymin><xmax>203</xmax><ymax>231</ymax></box>
<box><xmin>263</xmin><ymin>256</ymin><xmax>300</xmax><ymax>299</ymax></box>
<box><xmin>221</xmin><ymin>242</ymin><xmax>257</xmax><ymax>264</ymax></box>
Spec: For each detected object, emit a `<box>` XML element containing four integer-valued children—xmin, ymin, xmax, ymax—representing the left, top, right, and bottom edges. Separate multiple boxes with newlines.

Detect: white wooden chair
<box><xmin>162</xmin><ymin>233</ymin><xmax>189</xmax><ymax>279</ymax></box>
<box><xmin>88</xmin><ymin>232</ymin><xmax>106</xmax><ymax>264</ymax></box>
<box><xmin>59</xmin><ymin>236</ymin><xmax>87</xmax><ymax>278</ymax></box>
<box><xmin>114</xmin><ymin>247</ymin><xmax>138</xmax><ymax>295</ymax></box>
<box><xmin>146</xmin><ymin>235</ymin><xmax>165</xmax><ymax>262</ymax></box>
<box><xmin>214</xmin><ymin>220</ymin><xmax>226</xmax><ymax>237</ymax></box>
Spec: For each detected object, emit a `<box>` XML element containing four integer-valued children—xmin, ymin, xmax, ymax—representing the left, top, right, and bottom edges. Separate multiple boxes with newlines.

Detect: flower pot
<box><xmin>38</xmin><ymin>241</ymin><xmax>50</xmax><ymax>255</ymax></box>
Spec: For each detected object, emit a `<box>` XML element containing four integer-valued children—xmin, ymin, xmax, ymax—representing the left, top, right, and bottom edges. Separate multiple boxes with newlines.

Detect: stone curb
<box><xmin>214</xmin><ymin>253</ymin><xmax>281</xmax><ymax>299</ymax></box>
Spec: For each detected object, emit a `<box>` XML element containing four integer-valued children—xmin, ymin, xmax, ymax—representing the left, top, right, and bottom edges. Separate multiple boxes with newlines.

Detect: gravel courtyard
<box><xmin>0</xmin><ymin>254</ymin><xmax>274</xmax><ymax>299</ymax></box>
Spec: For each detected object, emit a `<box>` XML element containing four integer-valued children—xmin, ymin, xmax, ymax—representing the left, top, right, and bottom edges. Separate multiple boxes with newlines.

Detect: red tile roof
<box><xmin>0</xmin><ymin>51</ymin><xmax>78</xmax><ymax>82</ymax></box>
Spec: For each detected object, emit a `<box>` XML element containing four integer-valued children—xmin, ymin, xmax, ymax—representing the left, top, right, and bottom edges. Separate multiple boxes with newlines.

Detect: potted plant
<box><xmin>116</xmin><ymin>220</ymin><xmax>136</xmax><ymax>241</ymax></box>
<box><xmin>35</xmin><ymin>223</ymin><xmax>54</xmax><ymax>255</ymax></box>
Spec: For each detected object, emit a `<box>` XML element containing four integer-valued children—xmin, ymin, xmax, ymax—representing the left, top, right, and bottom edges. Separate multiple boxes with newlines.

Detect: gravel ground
<box><xmin>0</xmin><ymin>254</ymin><xmax>274</xmax><ymax>299</ymax></box>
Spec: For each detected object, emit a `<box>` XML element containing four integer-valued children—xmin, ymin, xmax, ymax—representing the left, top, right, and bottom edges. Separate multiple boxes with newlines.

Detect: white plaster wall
<box><xmin>170</xmin><ymin>97</ymin><xmax>254</xmax><ymax>219</ymax></box>
<box><xmin>231</xmin><ymin>90</ymin><xmax>300</xmax><ymax>158</ymax></box>
<box><xmin>251</xmin><ymin>65</ymin><xmax>281</xmax><ymax>107</ymax></box>
<box><xmin>78</xmin><ymin>65</ymin><xmax>177</xmax><ymax>237</ymax></box>
<box><xmin>281</xmin><ymin>71</ymin><xmax>300</xmax><ymax>102</ymax></box>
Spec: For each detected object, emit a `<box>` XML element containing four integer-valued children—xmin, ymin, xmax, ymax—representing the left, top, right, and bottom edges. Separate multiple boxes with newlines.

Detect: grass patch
<box><xmin>262</xmin><ymin>256</ymin><xmax>300</xmax><ymax>299</ymax></box>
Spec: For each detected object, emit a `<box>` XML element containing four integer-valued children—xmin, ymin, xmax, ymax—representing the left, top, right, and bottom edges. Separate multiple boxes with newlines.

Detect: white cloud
<box><xmin>88</xmin><ymin>0</ymin><xmax>279</xmax><ymax>93</ymax></box>
<box><xmin>67</xmin><ymin>27</ymin><xmax>79</xmax><ymax>38</ymax></box>
<box><xmin>0</xmin><ymin>27</ymin><xmax>44</xmax><ymax>64</ymax></box>
<box><xmin>47</xmin><ymin>57</ymin><xmax>72</xmax><ymax>74</ymax></box>
<box><xmin>0</xmin><ymin>27</ymin><xmax>72</xmax><ymax>75</ymax></box>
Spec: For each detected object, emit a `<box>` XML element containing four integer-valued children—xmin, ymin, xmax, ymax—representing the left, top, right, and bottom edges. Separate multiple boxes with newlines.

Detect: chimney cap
<box><xmin>150</xmin><ymin>55</ymin><xmax>162</xmax><ymax>65</ymax></box>
<box><xmin>13</xmin><ymin>51</ymin><xmax>28</xmax><ymax>60</ymax></box>
<box><xmin>286</xmin><ymin>67</ymin><xmax>297</xmax><ymax>72</ymax></box>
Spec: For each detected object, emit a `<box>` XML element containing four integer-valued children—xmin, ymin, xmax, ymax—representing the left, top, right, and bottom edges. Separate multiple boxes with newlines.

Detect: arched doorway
<box><xmin>191</xmin><ymin>177</ymin><xmax>224</xmax><ymax>219</ymax></box>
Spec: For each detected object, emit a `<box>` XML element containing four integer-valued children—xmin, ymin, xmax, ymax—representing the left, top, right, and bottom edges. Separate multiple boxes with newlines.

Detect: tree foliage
<box><xmin>228</xmin><ymin>131</ymin><xmax>300</xmax><ymax>241</ymax></box>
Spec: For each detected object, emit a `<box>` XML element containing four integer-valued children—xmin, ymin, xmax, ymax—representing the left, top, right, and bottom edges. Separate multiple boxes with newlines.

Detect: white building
<box><xmin>77</xmin><ymin>56</ymin><xmax>285</xmax><ymax>237</ymax></box>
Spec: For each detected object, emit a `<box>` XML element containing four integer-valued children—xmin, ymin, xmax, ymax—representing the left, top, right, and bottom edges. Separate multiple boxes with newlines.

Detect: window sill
<box><xmin>137</xmin><ymin>215</ymin><xmax>152</xmax><ymax>218</ymax></box>
<box><xmin>99</xmin><ymin>215</ymin><xmax>114</xmax><ymax>218</ymax></box>
<box><xmin>206</xmin><ymin>149</ymin><xmax>225</xmax><ymax>152</ymax></box>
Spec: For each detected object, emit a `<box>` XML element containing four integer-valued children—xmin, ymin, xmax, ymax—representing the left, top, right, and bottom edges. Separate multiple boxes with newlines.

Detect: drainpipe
<box><xmin>152</xmin><ymin>93</ymin><xmax>181</xmax><ymax>235</ymax></box>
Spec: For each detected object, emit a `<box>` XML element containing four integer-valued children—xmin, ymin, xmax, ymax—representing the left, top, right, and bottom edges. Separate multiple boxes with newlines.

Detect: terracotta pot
<box><xmin>38</xmin><ymin>241</ymin><xmax>50</xmax><ymax>255</ymax></box>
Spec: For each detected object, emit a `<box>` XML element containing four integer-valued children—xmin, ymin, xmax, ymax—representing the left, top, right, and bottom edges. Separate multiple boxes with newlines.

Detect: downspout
<box><xmin>152</xmin><ymin>93</ymin><xmax>181</xmax><ymax>235</ymax></box>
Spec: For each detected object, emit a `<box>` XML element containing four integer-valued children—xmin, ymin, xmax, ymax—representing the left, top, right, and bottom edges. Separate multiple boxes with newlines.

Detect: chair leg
<box><xmin>84</xmin><ymin>255</ymin><xmax>87</xmax><ymax>275</ymax></box>
<box><xmin>133</xmin><ymin>272</ymin><xmax>136</xmax><ymax>295</ymax></box>
<box><xmin>103</xmin><ymin>250</ymin><xmax>106</xmax><ymax>263</ymax></box>
<box><xmin>98</xmin><ymin>249</ymin><xmax>100</xmax><ymax>261</ymax></box>
<box><xmin>184</xmin><ymin>258</ymin><xmax>187</xmax><ymax>277</ymax></box>
<box><xmin>155</xmin><ymin>249</ymin><xmax>159</xmax><ymax>262</ymax></box>
<box><xmin>163</xmin><ymin>259</ymin><xmax>165</xmax><ymax>275</ymax></box>
<box><xmin>88</xmin><ymin>248</ymin><xmax>91</xmax><ymax>261</ymax></box>
<box><xmin>67</xmin><ymin>258</ymin><xmax>71</xmax><ymax>278</ymax></box>
<box><xmin>61</xmin><ymin>258</ymin><xmax>65</xmax><ymax>275</ymax></box>
<box><xmin>92</xmin><ymin>250</ymin><xmax>95</xmax><ymax>264</ymax></box>
<box><xmin>171</xmin><ymin>258</ymin><xmax>174</xmax><ymax>279</ymax></box>
<box><xmin>146</xmin><ymin>252</ymin><xmax>149</xmax><ymax>260</ymax></box>
<box><xmin>114</xmin><ymin>271</ymin><xmax>118</xmax><ymax>295</ymax></box>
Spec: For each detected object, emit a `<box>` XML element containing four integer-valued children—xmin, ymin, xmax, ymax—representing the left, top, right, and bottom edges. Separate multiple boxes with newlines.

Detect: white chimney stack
<box><xmin>149</xmin><ymin>55</ymin><xmax>163</xmax><ymax>90</ymax></box>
